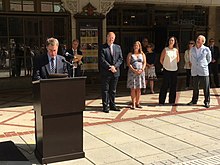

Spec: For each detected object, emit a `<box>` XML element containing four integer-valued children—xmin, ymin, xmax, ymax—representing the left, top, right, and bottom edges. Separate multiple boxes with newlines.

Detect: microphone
<box><xmin>65</xmin><ymin>52</ymin><xmax>74</xmax><ymax>57</ymax></box>
<box><xmin>62</xmin><ymin>59</ymin><xmax>73</xmax><ymax>66</ymax></box>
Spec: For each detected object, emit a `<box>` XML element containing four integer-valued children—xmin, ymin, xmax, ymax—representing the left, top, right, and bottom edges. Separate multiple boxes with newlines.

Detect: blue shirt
<box><xmin>190</xmin><ymin>45</ymin><xmax>211</xmax><ymax>76</ymax></box>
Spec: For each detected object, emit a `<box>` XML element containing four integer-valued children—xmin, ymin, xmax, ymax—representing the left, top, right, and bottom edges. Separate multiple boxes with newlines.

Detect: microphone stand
<box><xmin>72</xmin><ymin>61</ymin><xmax>77</xmax><ymax>78</ymax></box>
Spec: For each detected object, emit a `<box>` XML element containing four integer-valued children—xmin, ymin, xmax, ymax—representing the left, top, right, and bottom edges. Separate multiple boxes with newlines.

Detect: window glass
<box><xmin>23</xmin><ymin>0</ymin><xmax>34</xmax><ymax>11</ymax></box>
<box><xmin>182</xmin><ymin>10</ymin><xmax>207</xmax><ymax>26</ymax></box>
<box><xmin>155</xmin><ymin>11</ymin><xmax>178</xmax><ymax>25</ymax></box>
<box><xmin>41</xmin><ymin>1</ymin><xmax>53</xmax><ymax>12</ymax></box>
<box><xmin>54</xmin><ymin>18</ymin><xmax>64</xmax><ymax>36</ymax></box>
<box><xmin>0</xmin><ymin>17</ymin><xmax>7</xmax><ymax>36</ymax></box>
<box><xmin>0</xmin><ymin>1</ymin><xmax>3</xmax><ymax>10</ymax></box>
<box><xmin>107</xmin><ymin>9</ymin><xmax>118</xmax><ymax>26</ymax></box>
<box><xmin>123</xmin><ymin>9</ymin><xmax>148</xmax><ymax>26</ymax></box>
<box><xmin>9</xmin><ymin>17</ymin><xmax>23</xmax><ymax>36</ymax></box>
<box><xmin>10</xmin><ymin>0</ymin><xmax>22</xmax><ymax>11</ymax></box>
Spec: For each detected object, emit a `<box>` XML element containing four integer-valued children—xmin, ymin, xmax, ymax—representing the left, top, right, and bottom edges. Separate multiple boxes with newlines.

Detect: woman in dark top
<box><xmin>145</xmin><ymin>43</ymin><xmax>157</xmax><ymax>94</ymax></box>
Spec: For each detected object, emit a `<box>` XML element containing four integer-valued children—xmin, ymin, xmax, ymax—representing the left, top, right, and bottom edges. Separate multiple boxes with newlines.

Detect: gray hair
<box><xmin>46</xmin><ymin>37</ymin><xmax>59</xmax><ymax>47</ymax></box>
<box><xmin>197</xmin><ymin>35</ymin><xmax>206</xmax><ymax>44</ymax></box>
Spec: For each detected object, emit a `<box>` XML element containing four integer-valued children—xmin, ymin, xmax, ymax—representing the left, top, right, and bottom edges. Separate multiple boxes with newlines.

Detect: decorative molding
<box><xmin>62</xmin><ymin>0</ymin><xmax>78</xmax><ymax>14</ymax></box>
<box><xmin>100</xmin><ymin>0</ymin><xmax>115</xmax><ymax>15</ymax></box>
<box><xmin>74</xmin><ymin>2</ymin><xmax>105</xmax><ymax>18</ymax></box>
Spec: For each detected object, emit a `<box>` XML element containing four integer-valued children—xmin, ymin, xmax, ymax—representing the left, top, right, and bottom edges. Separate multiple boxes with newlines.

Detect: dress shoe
<box><xmin>187</xmin><ymin>101</ymin><xmax>197</xmax><ymax>105</ymax></box>
<box><xmin>103</xmin><ymin>109</ymin><xmax>109</xmax><ymax>113</ymax></box>
<box><xmin>110</xmin><ymin>106</ymin><xmax>120</xmax><ymax>111</ymax></box>
<box><xmin>136</xmin><ymin>104</ymin><xmax>142</xmax><ymax>108</ymax></box>
<box><xmin>130</xmin><ymin>106</ymin><xmax>135</xmax><ymax>110</ymax></box>
<box><xmin>204</xmin><ymin>103</ymin><xmax>210</xmax><ymax>108</ymax></box>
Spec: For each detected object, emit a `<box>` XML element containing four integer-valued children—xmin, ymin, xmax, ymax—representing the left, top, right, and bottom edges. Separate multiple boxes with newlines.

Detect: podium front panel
<box><xmin>40</xmin><ymin>78</ymin><xmax>85</xmax><ymax>116</ymax></box>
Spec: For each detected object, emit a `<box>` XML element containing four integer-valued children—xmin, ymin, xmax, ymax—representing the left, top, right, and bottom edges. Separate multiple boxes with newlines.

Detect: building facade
<box><xmin>0</xmin><ymin>0</ymin><xmax>220</xmax><ymax>80</ymax></box>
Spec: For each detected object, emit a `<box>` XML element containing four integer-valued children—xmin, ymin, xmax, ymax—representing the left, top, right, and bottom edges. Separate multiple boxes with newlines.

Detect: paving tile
<box><xmin>104</xmin><ymin>159</ymin><xmax>142</xmax><ymax>165</ymax></box>
<box><xmin>114</xmin><ymin>141</ymin><xmax>162</xmax><ymax>158</ymax></box>
<box><xmin>176</xmin><ymin>120</ymin><xmax>218</xmax><ymax>132</ymax></box>
<box><xmin>147</xmin><ymin>136</ymin><xmax>194</xmax><ymax>152</ymax></box>
<box><xmin>84</xmin><ymin>131</ymin><xmax>108</xmax><ymax>150</ymax></box>
<box><xmin>0</xmin><ymin>161</ymin><xmax>31</xmax><ymax>165</ymax></box>
<box><xmin>171</xmin><ymin>147</ymin><xmax>206</xmax><ymax>158</ymax></box>
<box><xmin>137</xmin><ymin>153</ymin><xmax>174</xmax><ymax>164</ymax></box>
<box><xmin>157</xmin><ymin>115</ymin><xmax>193</xmax><ymax>125</ymax></box>
<box><xmin>150</xmin><ymin>123</ymin><xmax>192</xmax><ymax>136</ymax></box>
<box><xmin>201</xmin><ymin>142</ymin><xmax>220</xmax><ymax>151</ymax></box>
<box><xmin>48</xmin><ymin>158</ymin><xmax>93</xmax><ymax>165</ymax></box>
<box><xmin>85</xmin><ymin>125</ymin><xmax>139</xmax><ymax>145</ymax></box>
<box><xmin>179</xmin><ymin>112</ymin><xmax>220</xmax><ymax>126</ymax></box>
<box><xmin>174</xmin><ymin>132</ymin><xmax>218</xmax><ymax>147</ymax></box>
<box><xmin>109</xmin><ymin>121</ymin><xmax>165</xmax><ymax>141</ymax></box>
<box><xmin>85</xmin><ymin>146</ymin><xmax>131</xmax><ymax>165</ymax></box>
<box><xmin>134</xmin><ymin>118</ymin><xmax>170</xmax><ymax>128</ymax></box>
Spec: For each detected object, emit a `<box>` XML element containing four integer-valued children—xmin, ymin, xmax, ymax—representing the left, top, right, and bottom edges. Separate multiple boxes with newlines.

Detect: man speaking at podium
<box><xmin>32</xmin><ymin>37</ymin><xmax>68</xmax><ymax>81</ymax></box>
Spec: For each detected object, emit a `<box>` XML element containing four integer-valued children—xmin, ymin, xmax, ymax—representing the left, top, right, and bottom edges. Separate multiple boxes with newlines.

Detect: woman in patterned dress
<box><xmin>145</xmin><ymin>43</ymin><xmax>157</xmax><ymax>94</ymax></box>
<box><xmin>127</xmin><ymin>41</ymin><xmax>146</xmax><ymax>109</ymax></box>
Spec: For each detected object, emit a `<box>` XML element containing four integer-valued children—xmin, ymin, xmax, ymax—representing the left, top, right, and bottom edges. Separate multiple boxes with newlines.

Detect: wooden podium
<box><xmin>32</xmin><ymin>77</ymin><xmax>86</xmax><ymax>164</ymax></box>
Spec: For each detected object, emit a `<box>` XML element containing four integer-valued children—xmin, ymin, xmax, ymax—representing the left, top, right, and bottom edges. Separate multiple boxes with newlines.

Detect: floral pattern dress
<box><xmin>127</xmin><ymin>54</ymin><xmax>146</xmax><ymax>89</ymax></box>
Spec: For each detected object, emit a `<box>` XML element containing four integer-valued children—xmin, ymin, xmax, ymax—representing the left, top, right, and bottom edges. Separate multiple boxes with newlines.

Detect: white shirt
<box><xmin>163</xmin><ymin>47</ymin><xmax>178</xmax><ymax>71</ymax></box>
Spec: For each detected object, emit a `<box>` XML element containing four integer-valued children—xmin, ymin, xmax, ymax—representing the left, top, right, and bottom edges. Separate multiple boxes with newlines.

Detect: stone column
<box><xmin>215</xmin><ymin>7</ymin><xmax>220</xmax><ymax>47</ymax></box>
<box><xmin>208</xmin><ymin>6</ymin><xmax>216</xmax><ymax>42</ymax></box>
<box><xmin>62</xmin><ymin>0</ymin><xmax>78</xmax><ymax>40</ymax></box>
<box><xmin>100</xmin><ymin>0</ymin><xmax>115</xmax><ymax>42</ymax></box>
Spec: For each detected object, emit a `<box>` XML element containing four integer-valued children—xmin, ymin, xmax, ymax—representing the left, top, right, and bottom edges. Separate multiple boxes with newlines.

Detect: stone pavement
<box><xmin>0</xmin><ymin>81</ymin><xmax>220</xmax><ymax>165</ymax></box>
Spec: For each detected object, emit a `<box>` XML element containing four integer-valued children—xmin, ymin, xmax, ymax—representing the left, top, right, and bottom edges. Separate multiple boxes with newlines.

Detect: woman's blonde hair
<box><xmin>132</xmin><ymin>41</ymin><xmax>143</xmax><ymax>54</ymax></box>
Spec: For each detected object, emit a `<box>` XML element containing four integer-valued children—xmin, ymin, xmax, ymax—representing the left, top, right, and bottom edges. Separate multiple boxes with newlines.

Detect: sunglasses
<box><xmin>189</xmin><ymin>43</ymin><xmax>194</xmax><ymax>44</ymax></box>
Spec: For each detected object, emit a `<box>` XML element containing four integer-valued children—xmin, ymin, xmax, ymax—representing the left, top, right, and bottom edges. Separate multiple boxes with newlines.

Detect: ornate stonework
<box><xmin>62</xmin><ymin>0</ymin><xmax>78</xmax><ymax>14</ymax></box>
<box><xmin>100</xmin><ymin>0</ymin><xmax>115</xmax><ymax>15</ymax></box>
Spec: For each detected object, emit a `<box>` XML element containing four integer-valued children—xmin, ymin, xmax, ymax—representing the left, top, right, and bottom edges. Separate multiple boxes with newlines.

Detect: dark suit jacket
<box><xmin>32</xmin><ymin>54</ymin><xmax>67</xmax><ymax>81</ymax></box>
<box><xmin>209</xmin><ymin>45</ymin><xmax>220</xmax><ymax>63</ymax></box>
<box><xmin>65</xmin><ymin>49</ymin><xmax>83</xmax><ymax>62</ymax></box>
<box><xmin>99</xmin><ymin>43</ymin><xmax>123</xmax><ymax>77</ymax></box>
<box><xmin>65</xmin><ymin>49</ymin><xmax>83</xmax><ymax>76</ymax></box>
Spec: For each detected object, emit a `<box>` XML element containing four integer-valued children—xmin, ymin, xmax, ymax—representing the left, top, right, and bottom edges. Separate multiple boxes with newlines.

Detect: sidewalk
<box><xmin>0</xmin><ymin>81</ymin><xmax>220</xmax><ymax>165</ymax></box>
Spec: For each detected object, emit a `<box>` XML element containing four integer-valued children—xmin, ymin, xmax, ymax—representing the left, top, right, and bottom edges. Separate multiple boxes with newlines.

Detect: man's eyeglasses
<box><xmin>189</xmin><ymin>43</ymin><xmax>194</xmax><ymax>45</ymax></box>
<box><xmin>209</xmin><ymin>40</ymin><xmax>215</xmax><ymax>42</ymax></box>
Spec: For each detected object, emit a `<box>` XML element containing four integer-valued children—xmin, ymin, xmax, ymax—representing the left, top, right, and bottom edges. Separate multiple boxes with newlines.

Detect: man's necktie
<box><xmin>51</xmin><ymin>58</ymin><xmax>55</xmax><ymax>73</ymax></box>
<box><xmin>211</xmin><ymin>46</ymin><xmax>214</xmax><ymax>52</ymax></box>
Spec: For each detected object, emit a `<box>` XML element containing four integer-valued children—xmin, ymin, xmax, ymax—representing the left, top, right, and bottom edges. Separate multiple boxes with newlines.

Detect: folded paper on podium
<box><xmin>73</xmin><ymin>55</ymin><xmax>83</xmax><ymax>63</ymax></box>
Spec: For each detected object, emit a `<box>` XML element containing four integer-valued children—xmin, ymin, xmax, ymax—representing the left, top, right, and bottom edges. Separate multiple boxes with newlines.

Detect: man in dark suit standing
<box><xmin>99</xmin><ymin>32</ymin><xmax>123</xmax><ymax>113</ymax></box>
<box><xmin>208</xmin><ymin>38</ymin><xmax>220</xmax><ymax>87</ymax></box>
<box><xmin>32</xmin><ymin>37</ymin><xmax>67</xmax><ymax>81</ymax></box>
<box><xmin>65</xmin><ymin>39</ymin><xmax>83</xmax><ymax>77</ymax></box>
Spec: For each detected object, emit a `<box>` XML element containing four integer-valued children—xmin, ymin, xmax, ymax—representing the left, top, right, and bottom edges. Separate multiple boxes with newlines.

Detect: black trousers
<box><xmin>191</xmin><ymin>76</ymin><xmax>210</xmax><ymax>104</ymax></box>
<box><xmin>209</xmin><ymin>63</ymin><xmax>219</xmax><ymax>87</ymax></box>
<box><xmin>159</xmin><ymin>69</ymin><xmax>177</xmax><ymax>104</ymax></box>
<box><xmin>101</xmin><ymin>75</ymin><xmax>119</xmax><ymax>110</ymax></box>
<box><xmin>185</xmin><ymin>69</ymin><xmax>191</xmax><ymax>87</ymax></box>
